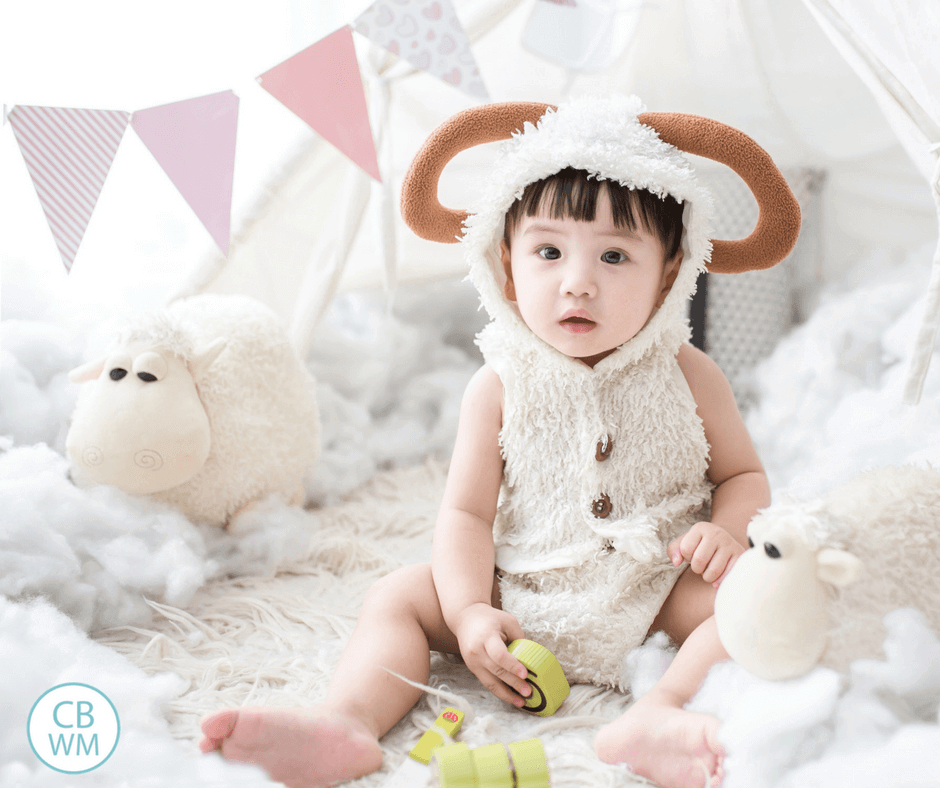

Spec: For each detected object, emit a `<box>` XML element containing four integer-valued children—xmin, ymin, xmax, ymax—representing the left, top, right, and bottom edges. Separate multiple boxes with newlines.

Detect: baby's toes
<box><xmin>200</xmin><ymin>709</ymin><xmax>240</xmax><ymax>742</ymax></box>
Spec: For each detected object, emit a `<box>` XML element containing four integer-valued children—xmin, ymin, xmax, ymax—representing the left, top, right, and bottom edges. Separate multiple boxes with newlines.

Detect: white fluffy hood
<box><xmin>463</xmin><ymin>94</ymin><xmax>715</xmax><ymax>368</ymax></box>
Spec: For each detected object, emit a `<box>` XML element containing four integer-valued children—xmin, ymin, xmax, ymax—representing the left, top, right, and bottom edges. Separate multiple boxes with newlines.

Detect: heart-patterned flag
<box><xmin>354</xmin><ymin>0</ymin><xmax>488</xmax><ymax>99</ymax></box>
<box><xmin>132</xmin><ymin>91</ymin><xmax>239</xmax><ymax>255</ymax></box>
<box><xmin>258</xmin><ymin>26</ymin><xmax>381</xmax><ymax>181</ymax></box>
<box><xmin>9</xmin><ymin>105</ymin><xmax>131</xmax><ymax>272</ymax></box>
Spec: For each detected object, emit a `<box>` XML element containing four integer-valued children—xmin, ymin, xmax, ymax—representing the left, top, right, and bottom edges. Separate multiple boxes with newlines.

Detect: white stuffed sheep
<box><xmin>715</xmin><ymin>464</ymin><xmax>940</xmax><ymax>680</ymax></box>
<box><xmin>66</xmin><ymin>294</ymin><xmax>320</xmax><ymax>527</ymax></box>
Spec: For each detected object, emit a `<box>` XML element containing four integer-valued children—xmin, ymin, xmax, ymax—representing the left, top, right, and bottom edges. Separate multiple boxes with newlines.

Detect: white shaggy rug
<box><xmin>88</xmin><ymin>456</ymin><xmax>940</xmax><ymax>788</ymax></box>
<box><xmin>5</xmin><ymin>248</ymin><xmax>940</xmax><ymax>787</ymax></box>
<box><xmin>95</xmin><ymin>460</ymin><xmax>645</xmax><ymax>788</ymax></box>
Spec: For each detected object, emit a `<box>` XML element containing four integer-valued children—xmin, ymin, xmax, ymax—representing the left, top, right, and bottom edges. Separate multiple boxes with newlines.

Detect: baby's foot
<box><xmin>595</xmin><ymin>697</ymin><xmax>724</xmax><ymax>788</ymax></box>
<box><xmin>199</xmin><ymin>706</ymin><xmax>383</xmax><ymax>788</ymax></box>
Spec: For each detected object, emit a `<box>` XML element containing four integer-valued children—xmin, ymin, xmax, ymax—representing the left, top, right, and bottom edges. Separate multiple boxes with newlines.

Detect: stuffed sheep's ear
<box><xmin>190</xmin><ymin>338</ymin><xmax>228</xmax><ymax>377</ymax></box>
<box><xmin>68</xmin><ymin>358</ymin><xmax>106</xmax><ymax>383</ymax></box>
<box><xmin>816</xmin><ymin>548</ymin><xmax>864</xmax><ymax>587</ymax></box>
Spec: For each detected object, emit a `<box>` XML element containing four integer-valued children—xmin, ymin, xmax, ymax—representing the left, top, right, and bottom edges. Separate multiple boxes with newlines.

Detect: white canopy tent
<box><xmin>797</xmin><ymin>0</ymin><xmax>940</xmax><ymax>400</ymax></box>
<box><xmin>169</xmin><ymin>0</ymin><xmax>938</xmax><ymax>384</ymax></box>
<box><xmin>3</xmin><ymin>5</ymin><xmax>940</xmax><ymax>785</ymax></box>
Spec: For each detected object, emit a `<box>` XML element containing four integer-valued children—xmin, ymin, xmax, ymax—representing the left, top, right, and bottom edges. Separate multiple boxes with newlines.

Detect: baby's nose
<box><xmin>562</xmin><ymin>258</ymin><xmax>598</xmax><ymax>297</ymax></box>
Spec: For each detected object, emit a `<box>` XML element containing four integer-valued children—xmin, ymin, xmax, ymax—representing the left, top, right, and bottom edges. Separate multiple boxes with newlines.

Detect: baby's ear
<box><xmin>656</xmin><ymin>251</ymin><xmax>683</xmax><ymax>308</ymax></box>
<box><xmin>499</xmin><ymin>240</ymin><xmax>517</xmax><ymax>302</ymax></box>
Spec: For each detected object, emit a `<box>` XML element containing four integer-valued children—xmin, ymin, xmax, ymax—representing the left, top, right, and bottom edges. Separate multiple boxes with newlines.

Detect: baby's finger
<box><xmin>474</xmin><ymin>666</ymin><xmax>527</xmax><ymax>707</ymax></box>
<box><xmin>712</xmin><ymin>553</ymin><xmax>740</xmax><ymax>588</ymax></box>
<box><xmin>475</xmin><ymin>659</ymin><xmax>529</xmax><ymax>707</ymax></box>
<box><xmin>484</xmin><ymin>637</ymin><xmax>531</xmax><ymax>697</ymax></box>
<box><xmin>680</xmin><ymin>529</ymin><xmax>704</xmax><ymax>564</ymax></box>
<box><xmin>502</xmin><ymin>614</ymin><xmax>526</xmax><ymax>645</ymax></box>
<box><xmin>689</xmin><ymin>541</ymin><xmax>716</xmax><ymax>575</ymax></box>
<box><xmin>667</xmin><ymin>536</ymin><xmax>685</xmax><ymax>567</ymax></box>
<box><xmin>702</xmin><ymin>551</ymin><xmax>729</xmax><ymax>584</ymax></box>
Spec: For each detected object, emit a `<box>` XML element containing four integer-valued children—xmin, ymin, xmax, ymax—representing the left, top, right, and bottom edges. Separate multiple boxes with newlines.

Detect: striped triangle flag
<box><xmin>132</xmin><ymin>91</ymin><xmax>239</xmax><ymax>255</ymax></box>
<box><xmin>9</xmin><ymin>106</ymin><xmax>131</xmax><ymax>272</ymax></box>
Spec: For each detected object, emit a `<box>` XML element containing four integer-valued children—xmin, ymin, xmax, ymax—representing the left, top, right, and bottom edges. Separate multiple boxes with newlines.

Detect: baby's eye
<box><xmin>537</xmin><ymin>246</ymin><xmax>561</xmax><ymax>260</ymax></box>
<box><xmin>601</xmin><ymin>250</ymin><xmax>627</xmax><ymax>265</ymax></box>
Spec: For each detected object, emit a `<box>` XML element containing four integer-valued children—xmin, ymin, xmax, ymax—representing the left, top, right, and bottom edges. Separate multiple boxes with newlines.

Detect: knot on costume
<box><xmin>590</xmin><ymin>514</ymin><xmax>666</xmax><ymax>564</ymax></box>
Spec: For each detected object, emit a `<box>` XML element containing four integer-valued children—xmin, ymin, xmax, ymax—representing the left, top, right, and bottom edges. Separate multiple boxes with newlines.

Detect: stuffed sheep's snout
<box><xmin>66</xmin><ymin>350</ymin><xmax>212</xmax><ymax>495</ymax></box>
<box><xmin>717</xmin><ymin>467</ymin><xmax>940</xmax><ymax>681</ymax></box>
<box><xmin>715</xmin><ymin>516</ymin><xmax>861</xmax><ymax>681</ymax></box>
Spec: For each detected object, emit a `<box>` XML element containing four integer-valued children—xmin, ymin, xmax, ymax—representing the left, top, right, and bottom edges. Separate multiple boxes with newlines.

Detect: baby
<box><xmin>199</xmin><ymin>95</ymin><xmax>800</xmax><ymax>788</ymax></box>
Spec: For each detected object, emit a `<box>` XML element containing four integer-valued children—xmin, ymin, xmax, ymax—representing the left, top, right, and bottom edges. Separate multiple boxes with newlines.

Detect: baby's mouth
<box><xmin>560</xmin><ymin>316</ymin><xmax>597</xmax><ymax>333</ymax></box>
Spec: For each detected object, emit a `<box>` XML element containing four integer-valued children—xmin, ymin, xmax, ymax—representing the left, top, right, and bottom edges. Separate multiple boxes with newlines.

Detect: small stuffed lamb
<box><xmin>66</xmin><ymin>294</ymin><xmax>320</xmax><ymax>527</ymax></box>
<box><xmin>715</xmin><ymin>464</ymin><xmax>940</xmax><ymax>680</ymax></box>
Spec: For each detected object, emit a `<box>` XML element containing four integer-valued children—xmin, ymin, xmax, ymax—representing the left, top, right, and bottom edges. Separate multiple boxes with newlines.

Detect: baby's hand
<box><xmin>667</xmin><ymin>522</ymin><xmax>745</xmax><ymax>588</ymax></box>
<box><xmin>453</xmin><ymin>603</ymin><xmax>532</xmax><ymax>708</ymax></box>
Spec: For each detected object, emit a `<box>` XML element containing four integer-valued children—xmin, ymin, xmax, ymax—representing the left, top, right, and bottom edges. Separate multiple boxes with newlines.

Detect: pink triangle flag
<box><xmin>9</xmin><ymin>105</ymin><xmax>131</xmax><ymax>272</ymax></box>
<box><xmin>132</xmin><ymin>91</ymin><xmax>239</xmax><ymax>255</ymax></box>
<box><xmin>354</xmin><ymin>0</ymin><xmax>488</xmax><ymax>99</ymax></box>
<box><xmin>257</xmin><ymin>26</ymin><xmax>381</xmax><ymax>182</ymax></box>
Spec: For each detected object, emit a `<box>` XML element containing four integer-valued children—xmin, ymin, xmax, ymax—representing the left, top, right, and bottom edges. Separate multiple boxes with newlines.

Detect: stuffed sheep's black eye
<box><xmin>109</xmin><ymin>368</ymin><xmax>127</xmax><ymax>380</ymax></box>
<box><xmin>137</xmin><ymin>372</ymin><xmax>158</xmax><ymax>382</ymax></box>
<box><xmin>748</xmin><ymin>537</ymin><xmax>754</xmax><ymax>549</ymax></box>
<box><xmin>764</xmin><ymin>542</ymin><xmax>782</xmax><ymax>559</ymax></box>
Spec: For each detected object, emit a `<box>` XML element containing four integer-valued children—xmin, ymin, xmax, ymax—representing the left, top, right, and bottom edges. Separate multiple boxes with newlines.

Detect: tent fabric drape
<box><xmin>183</xmin><ymin>0</ymin><xmax>937</xmax><ymax>374</ymax></box>
<box><xmin>796</xmin><ymin>0</ymin><xmax>940</xmax><ymax>403</ymax></box>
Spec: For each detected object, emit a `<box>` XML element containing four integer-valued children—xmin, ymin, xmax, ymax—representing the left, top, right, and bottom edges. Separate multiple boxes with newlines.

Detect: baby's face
<box><xmin>501</xmin><ymin>189</ymin><xmax>680</xmax><ymax>367</ymax></box>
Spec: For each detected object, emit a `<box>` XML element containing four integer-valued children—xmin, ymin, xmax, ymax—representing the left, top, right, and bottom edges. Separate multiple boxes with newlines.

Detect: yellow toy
<box><xmin>431</xmin><ymin>739</ymin><xmax>550</xmax><ymax>788</ymax></box>
<box><xmin>388</xmin><ymin>645</ymin><xmax>563</xmax><ymax>788</ymax></box>
<box><xmin>409</xmin><ymin>708</ymin><xmax>465</xmax><ymax>764</ymax></box>
<box><xmin>507</xmin><ymin>640</ymin><xmax>570</xmax><ymax>717</ymax></box>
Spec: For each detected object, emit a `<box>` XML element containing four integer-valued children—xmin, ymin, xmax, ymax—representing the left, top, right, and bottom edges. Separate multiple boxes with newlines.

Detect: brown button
<box><xmin>595</xmin><ymin>437</ymin><xmax>613</xmax><ymax>462</ymax></box>
<box><xmin>592</xmin><ymin>493</ymin><xmax>612</xmax><ymax>519</ymax></box>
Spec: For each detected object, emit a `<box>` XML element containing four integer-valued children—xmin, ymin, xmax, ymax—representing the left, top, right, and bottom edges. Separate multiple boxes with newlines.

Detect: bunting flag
<box><xmin>257</xmin><ymin>26</ymin><xmax>381</xmax><ymax>182</ymax></box>
<box><xmin>9</xmin><ymin>105</ymin><xmax>131</xmax><ymax>272</ymax></box>
<box><xmin>7</xmin><ymin>8</ymin><xmax>492</xmax><ymax>264</ymax></box>
<box><xmin>132</xmin><ymin>91</ymin><xmax>239</xmax><ymax>255</ymax></box>
<box><xmin>354</xmin><ymin>0</ymin><xmax>488</xmax><ymax>99</ymax></box>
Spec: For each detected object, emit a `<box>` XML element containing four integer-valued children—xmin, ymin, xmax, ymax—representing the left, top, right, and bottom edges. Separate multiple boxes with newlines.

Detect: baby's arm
<box><xmin>671</xmin><ymin>344</ymin><xmax>770</xmax><ymax>585</ymax></box>
<box><xmin>431</xmin><ymin>365</ymin><xmax>532</xmax><ymax>707</ymax></box>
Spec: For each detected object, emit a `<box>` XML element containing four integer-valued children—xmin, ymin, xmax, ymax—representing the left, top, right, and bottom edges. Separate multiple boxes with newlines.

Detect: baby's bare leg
<box><xmin>595</xmin><ymin>568</ymin><xmax>729</xmax><ymax>788</ymax></box>
<box><xmin>200</xmin><ymin>563</ymin><xmax>460</xmax><ymax>788</ymax></box>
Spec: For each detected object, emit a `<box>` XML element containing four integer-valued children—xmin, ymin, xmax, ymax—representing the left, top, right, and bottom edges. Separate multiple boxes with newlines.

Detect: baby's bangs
<box><xmin>515</xmin><ymin>168</ymin><xmax>609</xmax><ymax>225</ymax></box>
<box><xmin>504</xmin><ymin>168</ymin><xmax>684</xmax><ymax>259</ymax></box>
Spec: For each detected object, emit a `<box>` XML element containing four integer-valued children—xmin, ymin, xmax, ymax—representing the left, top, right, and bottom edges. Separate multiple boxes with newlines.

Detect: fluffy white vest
<box><xmin>482</xmin><ymin>324</ymin><xmax>712</xmax><ymax>574</ymax></box>
<box><xmin>478</xmin><ymin>311</ymin><xmax>712</xmax><ymax>688</ymax></box>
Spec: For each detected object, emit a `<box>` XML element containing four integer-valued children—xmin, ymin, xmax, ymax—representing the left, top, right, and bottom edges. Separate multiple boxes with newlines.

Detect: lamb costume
<box><xmin>401</xmin><ymin>95</ymin><xmax>800</xmax><ymax>689</ymax></box>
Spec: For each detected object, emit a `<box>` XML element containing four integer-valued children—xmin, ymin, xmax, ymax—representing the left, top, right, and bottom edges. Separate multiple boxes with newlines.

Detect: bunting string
<box><xmin>4</xmin><ymin>5</ymin><xmax>487</xmax><ymax>272</ymax></box>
